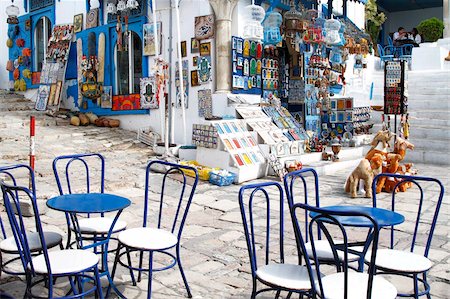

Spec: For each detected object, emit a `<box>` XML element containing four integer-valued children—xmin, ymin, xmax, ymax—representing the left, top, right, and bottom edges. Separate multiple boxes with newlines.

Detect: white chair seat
<box><xmin>118</xmin><ymin>227</ymin><xmax>178</xmax><ymax>250</ymax></box>
<box><xmin>318</xmin><ymin>272</ymin><xmax>397</xmax><ymax>299</ymax></box>
<box><xmin>31</xmin><ymin>249</ymin><xmax>99</xmax><ymax>275</ymax></box>
<box><xmin>0</xmin><ymin>232</ymin><xmax>62</xmax><ymax>253</ymax></box>
<box><xmin>71</xmin><ymin>217</ymin><xmax>127</xmax><ymax>234</ymax></box>
<box><xmin>256</xmin><ymin>263</ymin><xmax>312</xmax><ymax>291</ymax></box>
<box><xmin>304</xmin><ymin>240</ymin><xmax>360</xmax><ymax>262</ymax></box>
<box><xmin>367</xmin><ymin>249</ymin><xmax>433</xmax><ymax>273</ymax></box>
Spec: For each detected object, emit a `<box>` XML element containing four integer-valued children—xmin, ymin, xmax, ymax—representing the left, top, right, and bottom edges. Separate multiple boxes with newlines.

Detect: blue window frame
<box><xmin>30</xmin><ymin>0</ymin><xmax>54</xmax><ymax>12</ymax></box>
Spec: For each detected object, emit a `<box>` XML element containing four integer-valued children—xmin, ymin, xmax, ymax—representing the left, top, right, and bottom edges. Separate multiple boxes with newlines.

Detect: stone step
<box><xmin>407</xmin><ymin>87</ymin><xmax>450</xmax><ymax>95</ymax></box>
<box><xmin>408</xmin><ymin>110</ymin><xmax>450</xmax><ymax>120</ymax></box>
<box><xmin>409</xmin><ymin>117</ymin><xmax>450</xmax><ymax>129</ymax></box>
<box><xmin>404</xmin><ymin>149</ymin><xmax>450</xmax><ymax>165</ymax></box>
<box><xmin>409</xmin><ymin>126</ymin><xmax>450</xmax><ymax>140</ymax></box>
<box><xmin>407</xmin><ymin>137</ymin><xmax>448</xmax><ymax>152</ymax></box>
<box><xmin>408</xmin><ymin>99</ymin><xmax>449</xmax><ymax>110</ymax></box>
<box><xmin>407</xmin><ymin>94</ymin><xmax>449</xmax><ymax>102</ymax></box>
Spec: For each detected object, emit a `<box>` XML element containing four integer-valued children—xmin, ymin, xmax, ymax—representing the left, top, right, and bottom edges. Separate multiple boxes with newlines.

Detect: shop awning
<box><xmin>377</xmin><ymin>0</ymin><xmax>442</xmax><ymax>12</ymax></box>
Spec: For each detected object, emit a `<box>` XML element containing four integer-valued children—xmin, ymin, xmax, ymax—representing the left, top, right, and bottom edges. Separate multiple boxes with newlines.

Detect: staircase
<box><xmin>405</xmin><ymin>70</ymin><xmax>450</xmax><ymax>165</ymax></box>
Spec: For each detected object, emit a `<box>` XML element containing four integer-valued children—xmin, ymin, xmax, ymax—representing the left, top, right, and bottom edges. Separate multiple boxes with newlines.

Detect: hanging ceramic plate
<box><xmin>343</xmin><ymin>132</ymin><xmax>353</xmax><ymax>140</ymax></box>
<box><xmin>344</xmin><ymin>123</ymin><xmax>353</xmax><ymax>132</ymax></box>
<box><xmin>337</xmin><ymin>124</ymin><xmax>344</xmax><ymax>134</ymax></box>
<box><xmin>330</xmin><ymin>130</ymin><xmax>338</xmax><ymax>138</ymax></box>
<box><xmin>321</xmin><ymin>129</ymin><xmax>329</xmax><ymax>139</ymax></box>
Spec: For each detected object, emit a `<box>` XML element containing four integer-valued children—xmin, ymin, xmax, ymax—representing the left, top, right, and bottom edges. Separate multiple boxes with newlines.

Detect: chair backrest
<box><xmin>401</xmin><ymin>44</ymin><xmax>414</xmax><ymax>56</ymax></box>
<box><xmin>238</xmin><ymin>181</ymin><xmax>288</xmax><ymax>277</ymax></box>
<box><xmin>383</xmin><ymin>45</ymin><xmax>396</xmax><ymax>56</ymax></box>
<box><xmin>284</xmin><ymin>168</ymin><xmax>320</xmax><ymax>243</ymax></box>
<box><xmin>372</xmin><ymin>174</ymin><xmax>444</xmax><ymax>257</ymax></box>
<box><xmin>0</xmin><ymin>164</ymin><xmax>36</xmax><ymax>240</ymax></box>
<box><xmin>52</xmin><ymin>153</ymin><xmax>105</xmax><ymax>195</ymax></box>
<box><xmin>377</xmin><ymin>44</ymin><xmax>384</xmax><ymax>56</ymax></box>
<box><xmin>144</xmin><ymin>160</ymin><xmax>199</xmax><ymax>240</ymax></box>
<box><xmin>0</xmin><ymin>181</ymin><xmax>50</xmax><ymax>278</ymax></box>
<box><xmin>387</xmin><ymin>34</ymin><xmax>393</xmax><ymax>46</ymax></box>
<box><xmin>292</xmin><ymin>203</ymin><xmax>380</xmax><ymax>299</ymax></box>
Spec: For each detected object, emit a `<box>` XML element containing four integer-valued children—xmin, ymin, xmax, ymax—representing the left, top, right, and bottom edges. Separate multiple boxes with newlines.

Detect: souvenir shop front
<box><xmin>188</xmin><ymin>0</ymin><xmax>375</xmax><ymax>182</ymax></box>
<box><xmin>5</xmin><ymin>0</ymin><xmax>374</xmax><ymax>183</ymax></box>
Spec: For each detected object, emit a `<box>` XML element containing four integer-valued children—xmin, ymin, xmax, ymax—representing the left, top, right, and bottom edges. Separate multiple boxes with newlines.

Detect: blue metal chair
<box><xmin>400</xmin><ymin>44</ymin><xmax>414</xmax><ymax>68</ymax></box>
<box><xmin>111</xmin><ymin>160</ymin><xmax>199</xmax><ymax>299</ymax></box>
<box><xmin>291</xmin><ymin>203</ymin><xmax>397</xmax><ymax>299</ymax></box>
<box><xmin>0</xmin><ymin>164</ymin><xmax>63</xmax><ymax>276</ymax></box>
<box><xmin>0</xmin><ymin>180</ymin><xmax>103</xmax><ymax>298</ymax></box>
<box><xmin>239</xmin><ymin>181</ymin><xmax>314</xmax><ymax>299</ymax></box>
<box><xmin>371</xmin><ymin>174</ymin><xmax>445</xmax><ymax>299</ymax></box>
<box><xmin>387</xmin><ymin>35</ymin><xmax>394</xmax><ymax>46</ymax></box>
<box><xmin>377</xmin><ymin>44</ymin><xmax>394</xmax><ymax>69</ymax></box>
<box><xmin>52</xmin><ymin>153</ymin><xmax>127</xmax><ymax>249</ymax></box>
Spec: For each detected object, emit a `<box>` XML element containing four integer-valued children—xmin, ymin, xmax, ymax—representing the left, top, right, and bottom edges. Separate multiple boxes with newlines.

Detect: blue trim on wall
<box><xmin>8</xmin><ymin>5</ymin><xmax>55</xmax><ymax>89</ymax></box>
<box><xmin>72</xmin><ymin>16</ymin><xmax>149</xmax><ymax>116</ymax></box>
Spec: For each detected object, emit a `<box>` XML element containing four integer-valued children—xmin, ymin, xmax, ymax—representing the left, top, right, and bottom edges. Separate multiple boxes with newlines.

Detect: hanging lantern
<box><xmin>107</xmin><ymin>0</ymin><xmax>117</xmax><ymax>14</ymax></box>
<box><xmin>242</xmin><ymin>4</ymin><xmax>265</xmax><ymax>41</ymax></box>
<box><xmin>284</xmin><ymin>0</ymin><xmax>306</xmax><ymax>32</ymax></box>
<box><xmin>6</xmin><ymin>2</ymin><xmax>20</xmax><ymax>25</ymax></box>
<box><xmin>126</xmin><ymin>0</ymin><xmax>139</xmax><ymax>10</ymax></box>
<box><xmin>90</xmin><ymin>0</ymin><xmax>100</xmax><ymax>9</ymax></box>
<box><xmin>324</xmin><ymin>18</ymin><xmax>341</xmax><ymax>45</ymax></box>
<box><xmin>117</xmin><ymin>0</ymin><xmax>127</xmax><ymax>12</ymax></box>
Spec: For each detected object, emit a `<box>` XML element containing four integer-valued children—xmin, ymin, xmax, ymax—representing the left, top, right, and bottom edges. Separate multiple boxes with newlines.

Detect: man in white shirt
<box><xmin>393</xmin><ymin>27</ymin><xmax>408</xmax><ymax>46</ymax></box>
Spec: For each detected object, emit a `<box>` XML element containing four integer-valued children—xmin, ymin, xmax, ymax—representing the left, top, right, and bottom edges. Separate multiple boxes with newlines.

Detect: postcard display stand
<box><xmin>195</xmin><ymin>118</ymin><xmax>267</xmax><ymax>184</ymax></box>
<box><xmin>35</xmin><ymin>25</ymin><xmax>74</xmax><ymax>112</ymax></box>
<box><xmin>384</xmin><ymin>60</ymin><xmax>408</xmax><ymax>139</ymax></box>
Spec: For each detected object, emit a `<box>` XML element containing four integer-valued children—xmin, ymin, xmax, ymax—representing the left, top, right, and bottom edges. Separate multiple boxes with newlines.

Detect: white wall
<box><xmin>384</xmin><ymin>7</ymin><xmax>443</xmax><ymax>37</ymax></box>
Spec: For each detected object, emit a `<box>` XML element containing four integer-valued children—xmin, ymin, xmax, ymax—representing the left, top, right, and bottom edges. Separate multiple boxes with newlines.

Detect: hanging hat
<box><xmin>16</xmin><ymin>38</ymin><xmax>25</xmax><ymax>47</ymax></box>
<box><xmin>14</xmin><ymin>25</ymin><xmax>20</xmax><ymax>36</ymax></box>
<box><xmin>22</xmin><ymin>56</ymin><xmax>30</xmax><ymax>67</ymax></box>
<box><xmin>23</xmin><ymin>68</ymin><xmax>32</xmax><ymax>79</ymax></box>
<box><xmin>22</xmin><ymin>48</ymin><xmax>31</xmax><ymax>57</ymax></box>
<box><xmin>6</xmin><ymin>38</ymin><xmax>13</xmax><ymax>48</ymax></box>
<box><xmin>13</xmin><ymin>68</ymin><xmax>20</xmax><ymax>80</ymax></box>
<box><xmin>18</xmin><ymin>79</ymin><xmax>27</xmax><ymax>91</ymax></box>
<box><xmin>6</xmin><ymin>60</ymin><xmax>14</xmax><ymax>72</ymax></box>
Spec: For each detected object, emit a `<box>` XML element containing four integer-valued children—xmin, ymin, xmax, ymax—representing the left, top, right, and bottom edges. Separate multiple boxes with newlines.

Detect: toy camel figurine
<box><xmin>345</xmin><ymin>153</ymin><xmax>384</xmax><ymax>198</ymax></box>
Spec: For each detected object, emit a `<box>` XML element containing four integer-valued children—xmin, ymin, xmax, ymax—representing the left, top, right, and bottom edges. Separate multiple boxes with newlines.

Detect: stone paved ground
<box><xmin>0</xmin><ymin>92</ymin><xmax>449</xmax><ymax>298</ymax></box>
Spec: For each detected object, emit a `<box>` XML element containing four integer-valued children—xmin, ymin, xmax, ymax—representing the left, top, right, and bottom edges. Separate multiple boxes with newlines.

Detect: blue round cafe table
<box><xmin>47</xmin><ymin>193</ymin><xmax>131</xmax><ymax>299</ymax></box>
<box><xmin>309</xmin><ymin>205</ymin><xmax>405</xmax><ymax>228</ymax></box>
<box><xmin>309</xmin><ymin>205</ymin><xmax>405</xmax><ymax>271</ymax></box>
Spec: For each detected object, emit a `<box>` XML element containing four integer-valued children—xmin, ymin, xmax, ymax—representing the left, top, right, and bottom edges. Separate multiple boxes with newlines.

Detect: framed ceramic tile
<box><xmin>73</xmin><ymin>14</ymin><xmax>83</xmax><ymax>33</ymax></box>
<box><xmin>85</xmin><ymin>8</ymin><xmax>98</xmax><ymax>29</ymax></box>
<box><xmin>140</xmin><ymin>77</ymin><xmax>158</xmax><ymax>109</ymax></box>
<box><xmin>199</xmin><ymin>42</ymin><xmax>211</xmax><ymax>56</ymax></box>
<box><xmin>191</xmin><ymin>38</ymin><xmax>199</xmax><ymax>53</ymax></box>
<box><xmin>337</xmin><ymin>111</ymin><xmax>345</xmax><ymax>123</ymax></box>
<box><xmin>143</xmin><ymin>22</ymin><xmax>162</xmax><ymax>56</ymax></box>
<box><xmin>195</xmin><ymin>14</ymin><xmax>215</xmax><ymax>40</ymax></box>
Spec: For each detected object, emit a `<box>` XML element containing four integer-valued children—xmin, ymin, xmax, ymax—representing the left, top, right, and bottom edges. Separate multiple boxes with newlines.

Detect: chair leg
<box><xmin>147</xmin><ymin>251</ymin><xmax>154</xmax><ymax>299</ymax></box>
<box><xmin>66</xmin><ymin>228</ymin><xmax>72</xmax><ymax>249</ymax></box>
<box><xmin>176</xmin><ymin>246</ymin><xmax>192</xmax><ymax>298</ymax></box>
<box><xmin>250</xmin><ymin>278</ymin><xmax>257</xmax><ymax>299</ymax></box>
<box><xmin>275</xmin><ymin>290</ymin><xmax>281</xmax><ymax>299</ymax></box>
<box><xmin>111</xmin><ymin>242</ymin><xmax>122</xmax><ymax>281</ymax></box>
<box><xmin>423</xmin><ymin>272</ymin><xmax>431</xmax><ymax>299</ymax></box>
<box><xmin>68</xmin><ymin>276</ymin><xmax>78</xmax><ymax>295</ymax></box>
<box><xmin>126</xmin><ymin>247</ymin><xmax>137</xmax><ymax>286</ymax></box>
<box><xmin>137</xmin><ymin>251</ymin><xmax>144</xmax><ymax>282</ymax></box>
<box><xmin>413</xmin><ymin>274</ymin><xmax>419</xmax><ymax>299</ymax></box>
<box><xmin>94</xmin><ymin>265</ymin><xmax>104</xmax><ymax>299</ymax></box>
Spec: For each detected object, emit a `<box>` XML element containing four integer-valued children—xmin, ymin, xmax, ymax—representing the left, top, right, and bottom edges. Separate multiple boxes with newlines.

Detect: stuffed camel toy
<box><xmin>345</xmin><ymin>153</ymin><xmax>384</xmax><ymax>198</ymax></box>
<box><xmin>345</xmin><ymin>131</ymin><xmax>416</xmax><ymax>197</ymax></box>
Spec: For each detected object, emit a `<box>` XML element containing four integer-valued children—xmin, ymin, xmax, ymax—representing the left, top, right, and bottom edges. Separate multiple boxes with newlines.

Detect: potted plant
<box><xmin>365</xmin><ymin>0</ymin><xmax>386</xmax><ymax>55</ymax></box>
<box><xmin>417</xmin><ymin>17</ymin><xmax>444</xmax><ymax>42</ymax></box>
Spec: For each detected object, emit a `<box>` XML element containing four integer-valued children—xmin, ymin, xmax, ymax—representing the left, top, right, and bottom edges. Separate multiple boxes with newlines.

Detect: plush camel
<box><xmin>345</xmin><ymin>154</ymin><xmax>384</xmax><ymax>198</ymax></box>
<box><xmin>365</xmin><ymin>130</ymin><xmax>394</xmax><ymax>161</ymax></box>
<box><xmin>374</xmin><ymin>137</ymin><xmax>416</xmax><ymax>193</ymax></box>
